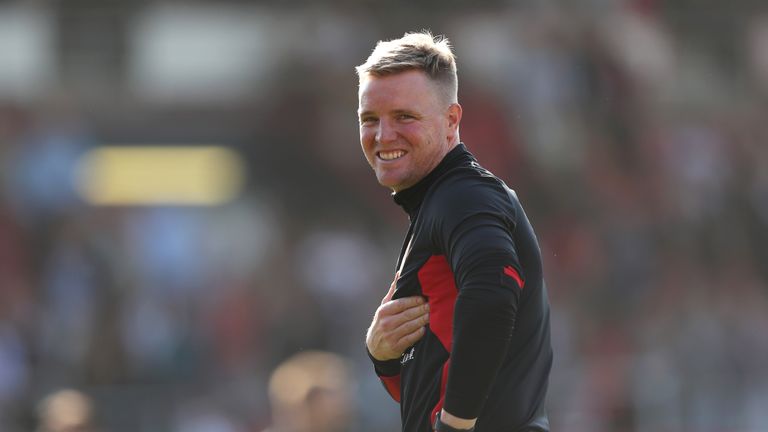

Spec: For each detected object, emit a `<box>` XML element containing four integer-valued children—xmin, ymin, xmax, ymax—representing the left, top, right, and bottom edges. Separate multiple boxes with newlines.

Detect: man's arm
<box><xmin>366</xmin><ymin>275</ymin><xmax>430</xmax><ymax>401</ymax></box>
<box><xmin>439</xmin><ymin>211</ymin><xmax>523</xmax><ymax>429</ymax></box>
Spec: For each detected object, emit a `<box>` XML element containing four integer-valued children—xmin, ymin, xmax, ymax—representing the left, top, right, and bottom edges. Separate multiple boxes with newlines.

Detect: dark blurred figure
<box><xmin>264</xmin><ymin>351</ymin><xmax>354</xmax><ymax>432</ymax></box>
<box><xmin>36</xmin><ymin>389</ymin><xmax>98</xmax><ymax>432</ymax></box>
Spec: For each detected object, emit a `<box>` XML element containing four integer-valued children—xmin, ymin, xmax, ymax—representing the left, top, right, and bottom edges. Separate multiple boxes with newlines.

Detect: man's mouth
<box><xmin>378</xmin><ymin>150</ymin><xmax>407</xmax><ymax>161</ymax></box>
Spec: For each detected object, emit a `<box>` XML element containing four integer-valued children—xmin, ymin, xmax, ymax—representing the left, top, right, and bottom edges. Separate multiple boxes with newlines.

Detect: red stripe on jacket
<box><xmin>380</xmin><ymin>374</ymin><xmax>401</xmax><ymax>402</ymax></box>
<box><xmin>418</xmin><ymin>255</ymin><xmax>458</xmax><ymax>427</ymax></box>
<box><xmin>504</xmin><ymin>265</ymin><xmax>525</xmax><ymax>289</ymax></box>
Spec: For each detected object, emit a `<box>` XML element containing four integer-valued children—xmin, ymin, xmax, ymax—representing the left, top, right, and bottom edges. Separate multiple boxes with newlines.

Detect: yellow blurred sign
<box><xmin>75</xmin><ymin>146</ymin><xmax>245</xmax><ymax>206</ymax></box>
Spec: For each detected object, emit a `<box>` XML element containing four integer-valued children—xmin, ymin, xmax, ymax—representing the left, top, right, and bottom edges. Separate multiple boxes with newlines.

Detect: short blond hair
<box><xmin>356</xmin><ymin>31</ymin><xmax>458</xmax><ymax>103</ymax></box>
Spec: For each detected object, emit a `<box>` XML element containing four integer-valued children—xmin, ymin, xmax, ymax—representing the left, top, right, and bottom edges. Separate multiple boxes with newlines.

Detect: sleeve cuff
<box><xmin>366</xmin><ymin>347</ymin><xmax>401</xmax><ymax>377</ymax></box>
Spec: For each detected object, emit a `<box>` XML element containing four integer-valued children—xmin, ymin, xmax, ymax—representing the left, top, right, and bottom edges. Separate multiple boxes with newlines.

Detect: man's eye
<box><xmin>360</xmin><ymin>117</ymin><xmax>377</xmax><ymax>125</ymax></box>
<box><xmin>397</xmin><ymin>114</ymin><xmax>415</xmax><ymax>121</ymax></box>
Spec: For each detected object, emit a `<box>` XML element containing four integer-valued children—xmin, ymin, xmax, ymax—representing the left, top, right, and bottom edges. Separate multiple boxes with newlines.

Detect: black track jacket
<box><xmin>368</xmin><ymin>144</ymin><xmax>552</xmax><ymax>431</ymax></box>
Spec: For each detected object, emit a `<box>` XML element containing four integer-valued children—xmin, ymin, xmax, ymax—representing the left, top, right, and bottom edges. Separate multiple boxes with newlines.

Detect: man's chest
<box><xmin>392</xmin><ymin>222</ymin><xmax>453</xmax><ymax>301</ymax></box>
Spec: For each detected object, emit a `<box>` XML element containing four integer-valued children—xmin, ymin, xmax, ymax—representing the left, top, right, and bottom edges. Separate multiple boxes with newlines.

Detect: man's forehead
<box><xmin>358</xmin><ymin>71</ymin><xmax>439</xmax><ymax>107</ymax></box>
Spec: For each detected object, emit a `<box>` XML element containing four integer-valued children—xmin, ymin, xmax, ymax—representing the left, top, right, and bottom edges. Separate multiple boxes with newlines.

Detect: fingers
<box><xmin>383</xmin><ymin>301</ymin><xmax>429</xmax><ymax>331</ymax></box>
<box><xmin>378</xmin><ymin>302</ymin><xmax>429</xmax><ymax>343</ymax></box>
<box><xmin>400</xmin><ymin>302</ymin><xmax>430</xmax><ymax>321</ymax></box>
<box><xmin>370</xmin><ymin>274</ymin><xmax>431</xmax><ymax>360</ymax></box>
<box><xmin>380</xmin><ymin>296</ymin><xmax>427</xmax><ymax>316</ymax></box>
<box><xmin>377</xmin><ymin>316</ymin><xmax>428</xmax><ymax>358</ymax></box>
<box><xmin>395</xmin><ymin>311</ymin><xmax>430</xmax><ymax>337</ymax></box>
<box><xmin>397</xmin><ymin>325</ymin><xmax>427</xmax><ymax>351</ymax></box>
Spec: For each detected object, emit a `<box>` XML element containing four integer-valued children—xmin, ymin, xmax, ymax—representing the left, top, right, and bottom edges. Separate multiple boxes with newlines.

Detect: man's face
<box><xmin>358</xmin><ymin>70</ymin><xmax>460</xmax><ymax>192</ymax></box>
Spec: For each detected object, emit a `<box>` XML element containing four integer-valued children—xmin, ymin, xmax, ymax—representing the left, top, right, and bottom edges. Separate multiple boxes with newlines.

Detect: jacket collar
<box><xmin>393</xmin><ymin>143</ymin><xmax>474</xmax><ymax>217</ymax></box>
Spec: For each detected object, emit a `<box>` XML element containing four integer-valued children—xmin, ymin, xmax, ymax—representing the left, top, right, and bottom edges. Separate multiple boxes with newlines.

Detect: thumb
<box><xmin>381</xmin><ymin>272</ymin><xmax>400</xmax><ymax>304</ymax></box>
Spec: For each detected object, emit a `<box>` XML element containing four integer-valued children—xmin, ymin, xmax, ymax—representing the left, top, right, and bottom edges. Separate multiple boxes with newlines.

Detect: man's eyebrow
<box><xmin>391</xmin><ymin>109</ymin><xmax>417</xmax><ymax>115</ymax></box>
<box><xmin>358</xmin><ymin>109</ymin><xmax>418</xmax><ymax>118</ymax></box>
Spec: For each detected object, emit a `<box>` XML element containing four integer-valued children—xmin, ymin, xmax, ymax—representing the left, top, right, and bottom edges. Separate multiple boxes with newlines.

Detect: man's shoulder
<box><xmin>430</xmin><ymin>162</ymin><xmax>511</xmax><ymax>200</ymax></box>
<box><xmin>424</xmin><ymin>164</ymin><xmax>517</xmax><ymax>219</ymax></box>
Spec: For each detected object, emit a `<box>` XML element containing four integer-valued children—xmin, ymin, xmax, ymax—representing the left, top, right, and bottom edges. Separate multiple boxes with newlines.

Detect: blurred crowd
<box><xmin>1</xmin><ymin>1</ymin><xmax>768</xmax><ymax>431</ymax></box>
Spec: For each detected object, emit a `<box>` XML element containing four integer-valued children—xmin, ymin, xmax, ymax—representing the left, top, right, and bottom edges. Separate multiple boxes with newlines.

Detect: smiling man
<box><xmin>357</xmin><ymin>32</ymin><xmax>553</xmax><ymax>432</ymax></box>
<box><xmin>357</xmin><ymin>32</ymin><xmax>552</xmax><ymax>432</ymax></box>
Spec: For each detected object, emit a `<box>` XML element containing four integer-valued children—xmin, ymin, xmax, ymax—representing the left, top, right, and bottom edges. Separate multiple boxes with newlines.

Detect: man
<box><xmin>357</xmin><ymin>32</ymin><xmax>553</xmax><ymax>431</ymax></box>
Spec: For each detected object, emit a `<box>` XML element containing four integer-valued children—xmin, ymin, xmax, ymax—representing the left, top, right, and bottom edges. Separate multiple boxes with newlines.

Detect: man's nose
<box><xmin>376</xmin><ymin>119</ymin><xmax>397</xmax><ymax>144</ymax></box>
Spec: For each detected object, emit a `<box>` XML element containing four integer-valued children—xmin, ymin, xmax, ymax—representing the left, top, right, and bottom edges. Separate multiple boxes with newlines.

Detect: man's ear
<box><xmin>447</xmin><ymin>103</ymin><xmax>463</xmax><ymax>141</ymax></box>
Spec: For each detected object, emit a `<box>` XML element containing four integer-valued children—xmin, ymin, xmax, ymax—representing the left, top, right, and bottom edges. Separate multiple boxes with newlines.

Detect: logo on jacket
<box><xmin>401</xmin><ymin>347</ymin><xmax>416</xmax><ymax>365</ymax></box>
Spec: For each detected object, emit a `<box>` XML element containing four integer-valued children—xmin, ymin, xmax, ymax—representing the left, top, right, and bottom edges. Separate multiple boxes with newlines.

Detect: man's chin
<box><xmin>376</xmin><ymin>171</ymin><xmax>415</xmax><ymax>192</ymax></box>
<box><xmin>376</xmin><ymin>173</ymin><xmax>400</xmax><ymax>191</ymax></box>
<box><xmin>379</xmin><ymin>180</ymin><xmax>410</xmax><ymax>194</ymax></box>
<box><xmin>378</xmin><ymin>181</ymin><xmax>399</xmax><ymax>192</ymax></box>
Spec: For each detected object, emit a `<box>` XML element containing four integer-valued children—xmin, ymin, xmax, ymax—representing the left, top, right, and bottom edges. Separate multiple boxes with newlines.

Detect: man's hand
<box><xmin>366</xmin><ymin>276</ymin><xmax>430</xmax><ymax>361</ymax></box>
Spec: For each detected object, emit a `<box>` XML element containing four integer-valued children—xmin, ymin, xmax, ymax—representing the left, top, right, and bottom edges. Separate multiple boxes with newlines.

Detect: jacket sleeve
<box><xmin>434</xmin><ymin>183</ymin><xmax>524</xmax><ymax>419</ymax></box>
<box><xmin>367</xmin><ymin>348</ymin><xmax>403</xmax><ymax>402</ymax></box>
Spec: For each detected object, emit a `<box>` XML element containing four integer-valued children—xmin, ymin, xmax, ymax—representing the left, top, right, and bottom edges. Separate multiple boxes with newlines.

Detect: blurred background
<box><xmin>1</xmin><ymin>0</ymin><xmax>768</xmax><ymax>431</ymax></box>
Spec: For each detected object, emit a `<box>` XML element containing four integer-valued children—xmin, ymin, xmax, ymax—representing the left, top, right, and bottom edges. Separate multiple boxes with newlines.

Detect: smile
<box><xmin>378</xmin><ymin>150</ymin><xmax>407</xmax><ymax>161</ymax></box>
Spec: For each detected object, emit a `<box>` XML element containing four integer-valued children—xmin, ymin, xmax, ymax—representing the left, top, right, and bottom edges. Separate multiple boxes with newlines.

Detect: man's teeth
<box><xmin>379</xmin><ymin>150</ymin><xmax>405</xmax><ymax>161</ymax></box>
